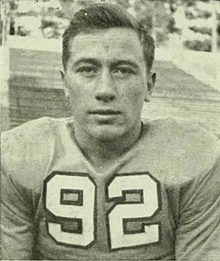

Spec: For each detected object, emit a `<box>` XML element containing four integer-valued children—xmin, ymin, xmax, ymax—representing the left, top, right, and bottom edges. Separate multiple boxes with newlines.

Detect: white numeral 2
<box><xmin>44</xmin><ymin>172</ymin><xmax>160</xmax><ymax>249</ymax></box>
<box><xmin>107</xmin><ymin>174</ymin><xmax>160</xmax><ymax>249</ymax></box>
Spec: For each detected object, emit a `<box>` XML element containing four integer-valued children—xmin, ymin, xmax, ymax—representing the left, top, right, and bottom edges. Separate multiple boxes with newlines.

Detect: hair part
<box><xmin>62</xmin><ymin>3</ymin><xmax>155</xmax><ymax>72</ymax></box>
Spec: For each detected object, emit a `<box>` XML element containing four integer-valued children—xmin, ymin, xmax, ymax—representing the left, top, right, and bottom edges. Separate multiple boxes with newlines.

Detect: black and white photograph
<box><xmin>1</xmin><ymin>0</ymin><xmax>220</xmax><ymax>260</ymax></box>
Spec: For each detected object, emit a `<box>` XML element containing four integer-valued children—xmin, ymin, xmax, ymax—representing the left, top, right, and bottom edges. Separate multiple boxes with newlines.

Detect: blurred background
<box><xmin>1</xmin><ymin>0</ymin><xmax>220</xmax><ymax>137</ymax></box>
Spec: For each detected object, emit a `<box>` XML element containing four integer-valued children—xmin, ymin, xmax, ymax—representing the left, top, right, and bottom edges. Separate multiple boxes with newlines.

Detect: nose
<box><xmin>95</xmin><ymin>70</ymin><xmax>116</xmax><ymax>102</ymax></box>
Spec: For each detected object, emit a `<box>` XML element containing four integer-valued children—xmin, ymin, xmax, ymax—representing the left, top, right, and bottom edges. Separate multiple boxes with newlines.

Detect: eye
<box><xmin>77</xmin><ymin>66</ymin><xmax>98</xmax><ymax>77</ymax></box>
<box><xmin>112</xmin><ymin>67</ymin><xmax>135</xmax><ymax>76</ymax></box>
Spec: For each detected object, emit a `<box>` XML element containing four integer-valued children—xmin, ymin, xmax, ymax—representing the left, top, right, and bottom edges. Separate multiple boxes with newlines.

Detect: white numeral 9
<box><xmin>44</xmin><ymin>173</ymin><xmax>96</xmax><ymax>247</ymax></box>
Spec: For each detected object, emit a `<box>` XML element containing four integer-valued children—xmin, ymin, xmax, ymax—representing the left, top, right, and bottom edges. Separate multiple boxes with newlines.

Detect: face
<box><xmin>62</xmin><ymin>28</ymin><xmax>154</xmax><ymax>141</ymax></box>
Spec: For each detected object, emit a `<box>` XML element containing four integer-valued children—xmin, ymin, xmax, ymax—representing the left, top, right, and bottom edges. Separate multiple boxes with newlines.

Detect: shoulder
<box><xmin>143</xmin><ymin>117</ymin><xmax>220</xmax><ymax>152</ymax></box>
<box><xmin>2</xmin><ymin>117</ymin><xmax>54</xmax><ymax>153</ymax></box>
<box><xmin>143</xmin><ymin>117</ymin><xmax>219</xmax><ymax>139</ymax></box>
<box><xmin>1</xmin><ymin>117</ymin><xmax>71</xmax><ymax>149</ymax></box>
<box><xmin>1</xmin><ymin>117</ymin><xmax>72</xmax><ymax>185</ymax></box>
<box><xmin>141</xmin><ymin>117</ymin><xmax>220</xmax><ymax>179</ymax></box>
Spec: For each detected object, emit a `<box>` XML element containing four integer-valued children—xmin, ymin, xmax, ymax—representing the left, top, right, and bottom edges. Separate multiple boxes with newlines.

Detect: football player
<box><xmin>1</xmin><ymin>3</ymin><xmax>220</xmax><ymax>260</ymax></box>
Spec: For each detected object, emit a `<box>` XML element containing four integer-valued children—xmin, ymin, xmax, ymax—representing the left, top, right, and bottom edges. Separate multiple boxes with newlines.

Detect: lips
<box><xmin>89</xmin><ymin>109</ymin><xmax>121</xmax><ymax>115</ymax></box>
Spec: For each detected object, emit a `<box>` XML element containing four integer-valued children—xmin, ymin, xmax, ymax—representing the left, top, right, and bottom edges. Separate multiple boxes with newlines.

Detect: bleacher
<box><xmin>9</xmin><ymin>48</ymin><xmax>70</xmax><ymax>128</ymax></box>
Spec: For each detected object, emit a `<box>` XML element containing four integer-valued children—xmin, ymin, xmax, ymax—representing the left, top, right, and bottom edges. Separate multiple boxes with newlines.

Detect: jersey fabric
<box><xmin>1</xmin><ymin>117</ymin><xmax>220</xmax><ymax>260</ymax></box>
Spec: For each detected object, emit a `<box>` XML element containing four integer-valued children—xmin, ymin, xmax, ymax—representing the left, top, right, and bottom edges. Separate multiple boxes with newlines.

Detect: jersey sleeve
<box><xmin>1</xmin><ymin>117</ymin><xmax>54</xmax><ymax>260</ymax></box>
<box><xmin>175</xmin><ymin>156</ymin><xmax>220</xmax><ymax>260</ymax></box>
<box><xmin>1</xmin><ymin>167</ymin><xmax>35</xmax><ymax>260</ymax></box>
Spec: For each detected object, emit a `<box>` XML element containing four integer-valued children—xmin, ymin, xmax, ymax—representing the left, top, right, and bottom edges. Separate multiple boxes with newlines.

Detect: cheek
<box><xmin>66</xmin><ymin>76</ymin><xmax>93</xmax><ymax>99</ymax></box>
<box><xmin>66</xmin><ymin>85</ymin><xmax>82</xmax><ymax>112</ymax></box>
<box><xmin>69</xmin><ymin>91</ymin><xmax>84</xmax><ymax>109</ymax></box>
<box><xmin>66</xmin><ymin>79</ymin><xmax>85</xmax><ymax>102</ymax></box>
<box><xmin>123</xmin><ymin>81</ymin><xmax>146</xmax><ymax>106</ymax></box>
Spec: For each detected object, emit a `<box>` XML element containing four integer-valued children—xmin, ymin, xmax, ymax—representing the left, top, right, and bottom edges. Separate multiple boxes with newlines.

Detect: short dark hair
<box><xmin>62</xmin><ymin>3</ymin><xmax>155</xmax><ymax>72</ymax></box>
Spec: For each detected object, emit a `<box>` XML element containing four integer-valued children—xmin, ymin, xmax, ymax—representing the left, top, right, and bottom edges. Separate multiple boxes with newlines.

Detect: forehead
<box><xmin>68</xmin><ymin>28</ymin><xmax>145</xmax><ymax>64</ymax></box>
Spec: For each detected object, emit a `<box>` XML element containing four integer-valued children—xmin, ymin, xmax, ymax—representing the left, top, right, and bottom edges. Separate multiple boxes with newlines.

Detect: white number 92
<box><xmin>44</xmin><ymin>172</ymin><xmax>160</xmax><ymax>250</ymax></box>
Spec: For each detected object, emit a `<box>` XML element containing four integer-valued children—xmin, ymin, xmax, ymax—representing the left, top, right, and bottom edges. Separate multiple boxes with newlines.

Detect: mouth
<box><xmin>89</xmin><ymin>109</ymin><xmax>121</xmax><ymax>115</ymax></box>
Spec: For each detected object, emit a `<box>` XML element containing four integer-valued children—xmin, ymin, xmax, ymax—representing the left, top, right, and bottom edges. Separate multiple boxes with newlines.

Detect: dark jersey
<box><xmin>1</xmin><ymin>117</ymin><xmax>220</xmax><ymax>260</ymax></box>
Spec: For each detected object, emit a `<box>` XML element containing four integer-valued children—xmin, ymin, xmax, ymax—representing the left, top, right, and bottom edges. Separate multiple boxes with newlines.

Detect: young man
<box><xmin>1</xmin><ymin>3</ymin><xmax>220</xmax><ymax>260</ymax></box>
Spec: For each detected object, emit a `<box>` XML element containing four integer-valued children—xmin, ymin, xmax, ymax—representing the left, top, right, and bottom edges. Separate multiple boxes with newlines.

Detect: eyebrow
<box><xmin>72</xmin><ymin>58</ymin><xmax>140</xmax><ymax>70</ymax></box>
<box><xmin>72</xmin><ymin>58</ymin><xmax>101</xmax><ymax>68</ymax></box>
<box><xmin>111</xmin><ymin>60</ymin><xmax>140</xmax><ymax>70</ymax></box>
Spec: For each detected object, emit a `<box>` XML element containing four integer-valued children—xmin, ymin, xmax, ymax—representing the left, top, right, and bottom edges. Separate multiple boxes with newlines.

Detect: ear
<box><xmin>60</xmin><ymin>70</ymin><xmax>69</xmax><ymax>98</ymax></box>
<box><xmin>145</xmin><ymin>72</ymin><xmax>156</xmax><ymax>102</ymax></box>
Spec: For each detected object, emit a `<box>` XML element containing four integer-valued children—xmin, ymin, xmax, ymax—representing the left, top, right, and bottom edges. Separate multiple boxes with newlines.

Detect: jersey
<box><xmin>1</xmin><ymin>117</ymin><xmax>220</xmax><ymax>260</ymax></box>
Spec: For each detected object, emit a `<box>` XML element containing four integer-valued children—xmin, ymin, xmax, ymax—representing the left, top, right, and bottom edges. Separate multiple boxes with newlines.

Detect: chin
<box><xmin>89</xmin><ymin>125</ymin><xmax>125</xmax><ymax>142</ymax></box>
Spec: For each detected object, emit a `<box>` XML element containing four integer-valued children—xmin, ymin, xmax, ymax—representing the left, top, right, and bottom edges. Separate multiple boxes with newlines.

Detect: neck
<box><xmin>73</xmin><ymin>123</ymin><xmax>142</xmax><ymax>171</ymax></box>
